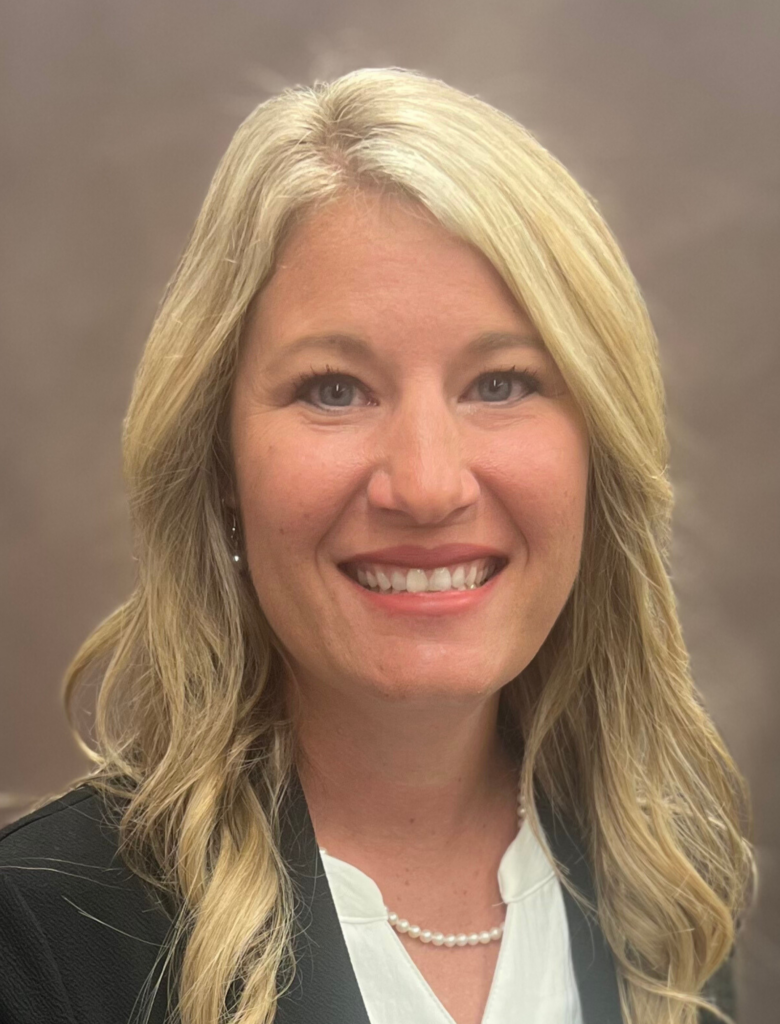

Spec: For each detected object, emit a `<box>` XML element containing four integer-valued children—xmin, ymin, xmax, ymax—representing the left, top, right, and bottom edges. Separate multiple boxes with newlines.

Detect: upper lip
<box><xmin>339</xmin><ymin>544</ymin><xmax>508</xmax><ymax>569</ymax></box>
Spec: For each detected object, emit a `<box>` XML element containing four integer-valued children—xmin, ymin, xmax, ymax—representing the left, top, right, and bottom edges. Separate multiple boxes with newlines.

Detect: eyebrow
<box><xmin>264</xmin><ymin>330</ymin><xmax>545</xmax><ymax>371</ymax></box>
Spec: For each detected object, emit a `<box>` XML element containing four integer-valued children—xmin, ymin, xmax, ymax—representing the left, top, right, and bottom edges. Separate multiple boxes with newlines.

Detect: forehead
<box><xmin>248</xmin><ymin>190</ymin><xmax>536</xmax><ymax>344</ymax></box>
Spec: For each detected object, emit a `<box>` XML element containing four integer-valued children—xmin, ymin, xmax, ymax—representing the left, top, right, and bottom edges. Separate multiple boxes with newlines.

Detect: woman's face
<box><xmin>230</xmin><ymin>191</ymin><xmax>589</xmax><ymax>710</ymax></box>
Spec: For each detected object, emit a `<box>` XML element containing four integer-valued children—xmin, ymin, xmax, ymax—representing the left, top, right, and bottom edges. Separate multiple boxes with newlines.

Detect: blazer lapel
<box><xmin>536</xmin><ymin>795</ymin><xmax>624</xmax><ymax>1023</ymax></box>
<box><xmin>274</xmin><ymin>772</ymin><xmax>372</xmax><ymax>1024</ymax></box>
<box><xmin>274</xmin><ymin>772</ymin><xmax>623</xmax><ymax>1024</ymax></box>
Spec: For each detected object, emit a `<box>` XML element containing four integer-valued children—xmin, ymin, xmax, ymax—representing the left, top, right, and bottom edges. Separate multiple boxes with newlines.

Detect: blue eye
<box><xmin>292</xmin><ymin>366</ymin><xmax>369</xmax><ymax>409</ymax></box>
<box><xmin>473</xmin><ymin>370</ymin><xmax>540</xmax><ymax>402</ymax></box>
<box><xmin>313</xmin><ymin>379</ymin><xmax>355</xmax><ymax>406</ymax></box>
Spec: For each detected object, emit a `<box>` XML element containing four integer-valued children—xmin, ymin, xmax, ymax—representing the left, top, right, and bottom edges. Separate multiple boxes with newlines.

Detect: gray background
<box><xmin>1</xmin><ymin>1</ymin><xmax>777</xmax><ymax>1019</ymax></box>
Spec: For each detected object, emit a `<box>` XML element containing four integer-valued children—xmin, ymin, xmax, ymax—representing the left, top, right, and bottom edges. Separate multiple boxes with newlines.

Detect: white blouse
<box><xmin>320</xmin><ymin>821</ymin><xmax>584</xmax><ymax>1024</ymax></box>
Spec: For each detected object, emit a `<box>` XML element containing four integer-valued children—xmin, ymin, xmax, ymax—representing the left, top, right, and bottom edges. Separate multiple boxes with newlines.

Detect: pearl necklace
<box><xmin>320</xmin><ymin>774</ymin><xmax>525</xmax><ymax>949</ymax></box>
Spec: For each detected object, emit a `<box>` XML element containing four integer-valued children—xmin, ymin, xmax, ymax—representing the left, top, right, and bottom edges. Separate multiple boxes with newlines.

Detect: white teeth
<box><xmin>348</xmin><ymin>557</ymin><xmax>502</xmax><ymax>595</ymax></box>
<box><xmin>391</xmin><ymin>571</ymin><xmax>407</xmax><ymax>591</ymax></box>
<box><xmin>376</xmin><ymin>570</ymin><xmax>392</xmax><ymax>592</ymax></box>
<box><xmin>406</xmin><ymin>569</ymin><xmax>429</xmax><ymax>593</ymax></box>
<box><xmin>428</xmin><ymin>567</ymin><xmax>452</xmax><ymax>592</ymax></box>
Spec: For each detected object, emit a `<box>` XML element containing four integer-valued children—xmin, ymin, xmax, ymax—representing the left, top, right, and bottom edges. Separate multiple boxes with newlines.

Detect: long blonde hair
<box><xmin>64</xmin><ymin>67</ymin><xmax>752</xmax><ymax>1024</ymax></box>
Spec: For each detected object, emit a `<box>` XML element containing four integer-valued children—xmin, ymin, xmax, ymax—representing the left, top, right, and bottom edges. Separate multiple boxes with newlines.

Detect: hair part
<box><xmin>64</xmin><ymin>66</ymin><xmax>753</xmax><ymax>1024</ymax></box>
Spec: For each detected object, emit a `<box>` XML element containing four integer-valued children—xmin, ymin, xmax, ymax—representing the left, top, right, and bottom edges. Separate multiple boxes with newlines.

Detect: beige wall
<box><xmin>1</xmin><ymin>1</ymin><xmax>777</xmax><ymax>1018</ymax></box>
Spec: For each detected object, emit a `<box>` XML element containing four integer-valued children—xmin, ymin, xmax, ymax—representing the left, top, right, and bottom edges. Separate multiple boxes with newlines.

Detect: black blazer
<box><xmin>0</xmin><ymin>778</ymin><xmax>732</xmax><ymax>1024</ymax></box>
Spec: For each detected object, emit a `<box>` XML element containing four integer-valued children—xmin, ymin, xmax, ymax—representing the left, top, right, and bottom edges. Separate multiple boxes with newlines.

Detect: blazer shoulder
<box><xmin>0</xmin><ymin>785</ymin><xmax>125</xmax><ymax>885</ymax></box>
<box><xmin>0</xmin><ymin>782</ymin><xmax>175</xmax><ymax>922</ymax></box>
<box><xmin>1</xmin><ymin>785</ymin><xmax>104</xmax><ymax>849</ymax></box>
<box><xmin>0</xmin><ymin>785</ymin><xmax>176</xmax><ymax>1024</ymax></box>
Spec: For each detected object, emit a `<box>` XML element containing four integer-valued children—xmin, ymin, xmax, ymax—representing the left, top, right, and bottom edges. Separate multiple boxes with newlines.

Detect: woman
<box><xmin>0</xmin><ymin>68</ymin><xmax>752</xmax><ymax>1024</ymax></box>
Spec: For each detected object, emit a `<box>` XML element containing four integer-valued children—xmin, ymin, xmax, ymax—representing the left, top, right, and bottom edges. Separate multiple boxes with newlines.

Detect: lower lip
<box><xmin>339</xmin><ymin>566</ymin><xmax>505</xmax><ymax>617</ymax></box>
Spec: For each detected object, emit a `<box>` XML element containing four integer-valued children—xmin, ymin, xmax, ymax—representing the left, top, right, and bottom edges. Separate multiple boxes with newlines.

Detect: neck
<box><xmin>292</xmin><ymin>681</ymin><xmax>519</xmax><ymax>853</ymax></box>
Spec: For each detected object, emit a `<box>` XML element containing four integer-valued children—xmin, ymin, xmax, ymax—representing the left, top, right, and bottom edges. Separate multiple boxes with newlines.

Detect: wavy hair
<box><xmin>63</xmin><ymin>67</ymin><xmax>752</xmax><ymax>1024</ymax></box>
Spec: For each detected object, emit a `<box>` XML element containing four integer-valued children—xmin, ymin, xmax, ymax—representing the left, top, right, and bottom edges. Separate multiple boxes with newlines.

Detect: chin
<box><xmin>358</xmin><ymin>669</ymin><xmax>506</xmax><ymax>706</ymax></box>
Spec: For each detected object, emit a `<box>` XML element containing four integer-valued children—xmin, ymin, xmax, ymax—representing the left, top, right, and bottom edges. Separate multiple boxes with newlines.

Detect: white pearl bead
<box><xmin>432</xmin><ymin>933</ymin><xmax>445</xmax><ymax>946</ymax></box>
<box><xmin>489</xmin><ymin>926</ymin><xmax>502</xmax><ymax>940</ymax></box>
<box><xmin>387</xmin><ymin>912</ymin><xmax>398</xmax><ymax>925</ymax></box>
<box><xmin>420</xmin><ymin>930</ymin><xmax>432</xmax><ymax>943</ymax></box>
<box><xmin>467</xmin><ymin>933</ymin><xmax>480</xmax><ymax>945</ymax></box>
<box><xmin>479</xmin><ymin>931</ymin><xmax>491</xmax><ymax>944</ymax></box>
<box><xmin>407</xmin><ymin>925</ymin><xmax>421</xmax><ymax>939</ymax></box>
<box><xmin>456</xmin><ymin>934</ymin><xmax>469</xmax><ymax>946</ymax></box>
<box><xmin>396</xmin><ymin>919</ymin><xmax>409</xmax><ymax>933</ymax></box>
<box><xmin>444</xmin><ymin>935</ymin><xmax>457</xmax><ymax>947</ymax></box>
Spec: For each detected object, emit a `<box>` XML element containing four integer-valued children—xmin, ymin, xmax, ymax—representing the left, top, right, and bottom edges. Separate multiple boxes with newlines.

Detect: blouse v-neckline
<box><xmin>319</xmin><ymin>822</ymin><xmax>585</xmax><ymax>1024</ymax></box>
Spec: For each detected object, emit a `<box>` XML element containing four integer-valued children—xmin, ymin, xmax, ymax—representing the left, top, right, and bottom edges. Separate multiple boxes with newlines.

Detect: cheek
<box><xmin>495</xmin><ymin>416</ymin><xmax>589</xmax><ymax>559</ymax></box>
<box><xmin>233</xmin><ymin>422</ymin><xmax>359</xmax><ymax>557</ymax></box>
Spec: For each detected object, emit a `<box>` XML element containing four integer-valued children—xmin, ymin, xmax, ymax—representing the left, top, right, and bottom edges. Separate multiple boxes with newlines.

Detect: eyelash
<box><xmin>291</xmin><ymin>363</ymin><xmax>543</xmax><ymax>411</ymax></box>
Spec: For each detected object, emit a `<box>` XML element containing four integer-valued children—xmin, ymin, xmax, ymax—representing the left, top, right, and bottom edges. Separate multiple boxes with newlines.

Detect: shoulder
<box><xmin>0</xmin><ymin>785</ymin><xmax>115</xmax><ymax>867</ymax></box>
<box><xmin>0</xmin><ymin>784</ymin><xmax>145</xmax><ymax>913</ymax></box>
<box><xmin>0</xmin><ymin>785</ymin><xmax>175</xmax><ymax>1024</ymax></box>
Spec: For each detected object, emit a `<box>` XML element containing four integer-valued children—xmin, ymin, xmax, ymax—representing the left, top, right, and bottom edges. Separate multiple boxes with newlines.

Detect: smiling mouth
<box><xmin>338</xmin><ymin>556</ymin><xmax>507</xmax><ymax>595</ymax></box>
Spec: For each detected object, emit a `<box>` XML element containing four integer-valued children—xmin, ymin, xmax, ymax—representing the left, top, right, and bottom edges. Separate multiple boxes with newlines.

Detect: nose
<box><xmin>366</xmin><ymin>393</ymin><xmax>480</xmax><ymax>525</ymax></box>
